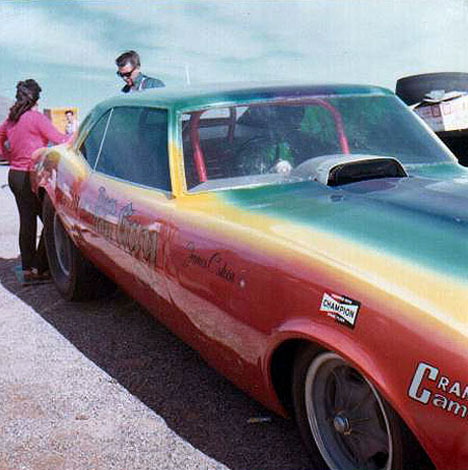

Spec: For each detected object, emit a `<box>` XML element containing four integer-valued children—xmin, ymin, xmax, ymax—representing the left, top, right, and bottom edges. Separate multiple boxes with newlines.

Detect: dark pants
<box><xmin>8</xmin><ymin>169</ymin><xmax>48</xmax><ymax>273</ymax></box>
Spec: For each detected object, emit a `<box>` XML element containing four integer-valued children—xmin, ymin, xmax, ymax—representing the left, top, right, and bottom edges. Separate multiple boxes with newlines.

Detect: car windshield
<box><xmin>182</xmin><ymin>94</ymin><xmax>454</xmax><ymax>191</ymax></box>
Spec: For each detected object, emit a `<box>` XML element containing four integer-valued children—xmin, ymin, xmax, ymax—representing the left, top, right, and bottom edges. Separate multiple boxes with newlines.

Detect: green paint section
<box><xmin>221</xmin><ymin>177</ymin><xmax>468</xmax><ymax>280</ymax></box>
<box><xmin>408</xmin><ymin>162</ymin><xmax>468</xmax><ymax>179</ymax></box>
<box><xmin>91</xmin><ymin>83</ymin><xmax>392</xmax><ymax>115</ymax></box>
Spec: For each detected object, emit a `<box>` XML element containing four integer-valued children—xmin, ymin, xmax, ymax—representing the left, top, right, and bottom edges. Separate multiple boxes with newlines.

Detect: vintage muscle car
<box><xmin>32</xmin><ymin>83</ymin><xmax>468</xmax><ymax>470</ymax></box>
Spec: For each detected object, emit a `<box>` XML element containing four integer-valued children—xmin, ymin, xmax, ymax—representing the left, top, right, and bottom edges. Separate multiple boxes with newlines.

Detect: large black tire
<box><xmin>292</xmin><ymin>346</ymin><xmax>434</xmax><ymax>470</ymax></box>
<box><xmin>438</xmin><ymin>133</ymin><xmax>468</xmax><ymax>167</ymax></box>
<box><xmin>396</xmin><ymin>72</ymin><xmax>468</xmax><ymax>105</ymax></box>
<box><xmin>43</xmin><ymin>195</ymin><xmax>113</xmax><ymax>301</ymax></box>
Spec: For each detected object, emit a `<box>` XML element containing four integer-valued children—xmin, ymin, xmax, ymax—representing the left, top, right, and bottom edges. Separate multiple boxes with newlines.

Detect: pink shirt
<box><xmin>0</xmin><ymin>109</ymin><xmax>70</xmax><ymax>171</ymax></box>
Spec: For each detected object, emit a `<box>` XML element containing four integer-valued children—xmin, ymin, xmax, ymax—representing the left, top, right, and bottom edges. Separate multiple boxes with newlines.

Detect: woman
<box><xmin>0</xmin><ymin>79</ymin><xmax>70</xmax><ymax>282</ymax></box>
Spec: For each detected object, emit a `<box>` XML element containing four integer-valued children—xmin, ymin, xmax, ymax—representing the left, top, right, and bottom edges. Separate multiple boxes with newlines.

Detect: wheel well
<box><xmin>270</xmin><ymin>339</ymin><xmax>322</xmax><ymax>413</ymax></box>
<box><xmin>270</xmin><ymin>339</ymin><xmax>435</xmax><ymax>469</ymax></box>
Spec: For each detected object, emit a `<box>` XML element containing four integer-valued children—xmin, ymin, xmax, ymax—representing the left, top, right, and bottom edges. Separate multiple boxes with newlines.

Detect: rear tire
<box><xmin>396</xmin><ymin>72</ymin><xmax>468</xmax><ymax>105</ymax></box>
<box><xmin>43</xmin><ymin>195</ymin><xmax>113</xmax><ymax>301</ymax></box>
<box><xmin>292</xmin><ymin>347</ymin><xmax>432</xmax><ymax>470</ymax></box>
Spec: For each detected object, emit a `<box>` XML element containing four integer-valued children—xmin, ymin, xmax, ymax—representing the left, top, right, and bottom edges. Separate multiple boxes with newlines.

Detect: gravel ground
<box><xmin>0</xmin><ymin>165</ymin><xmax>312</xmax><ymax>470</ymax></box>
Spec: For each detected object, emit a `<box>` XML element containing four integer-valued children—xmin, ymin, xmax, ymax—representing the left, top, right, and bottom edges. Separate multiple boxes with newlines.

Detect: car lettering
<box><xmin>408</xmin><ymin>362</ymin><xmax>468</xmax><ymax>421</ymax></box>
<box><xmin>96</xmin><ymin>186</ymin><xmax>117</xmax><ymax>217</ymax></box>
<box><xmin>116</xmin><ymin>203</ymin><xmax>159</xmax><ymax>265</ymax></box>
<box><xmin>91</xmin><ymin>187</ymin><xmax>159</xmax><ymax>266</ymax></box>
<box><xmin>182</xmin><ymin>242</ymin><xmax>236</xmax><ymax>283</ymax></box>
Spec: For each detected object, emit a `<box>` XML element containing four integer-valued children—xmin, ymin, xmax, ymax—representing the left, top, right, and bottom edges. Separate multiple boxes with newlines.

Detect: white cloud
<box><xmin>83</xmin><ymin>2</ymin><xmax>268</xmax><ymax>60</ymax></box>
<box><xmin>2</xmin><ymin>0</ymin><xmax>468</xmax><ymax>107</ymax></box>
<box><xmin>0</xmin><ymin>3</ymin><xmax>109</xmax><ymax>68</ymax></box>
<box><xmin>78</xmin><ymin>0</ymin><xmax>468</xmax><ymax>87</ymax></box>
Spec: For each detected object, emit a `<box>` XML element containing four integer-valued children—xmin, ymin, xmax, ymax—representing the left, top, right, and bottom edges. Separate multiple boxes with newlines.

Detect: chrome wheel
<box><xmin>304</xmin><ymin>352</ymin><xmax>392</xmax><ymax>470</ymax></box>
<box><xmin>53</xmin><ymin>213</ymin><xmax>72</xmax><ymax>277</ymax></box>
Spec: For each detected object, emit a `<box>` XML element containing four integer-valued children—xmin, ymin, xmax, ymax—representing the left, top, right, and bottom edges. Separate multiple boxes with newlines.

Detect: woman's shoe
<box><xmin>36</xmin><ymin>270</ymin><xmax>51</xmax><ymax>280</ymax></box>
<box><xmin>22</xmin><ymin>269</ymin><xmax>51</xmax><ymax>283</ymax></box>
<box><xmin>22</xmin><ymin>269</ymin><xmax>36</xmax><ymax>282</ymax></box>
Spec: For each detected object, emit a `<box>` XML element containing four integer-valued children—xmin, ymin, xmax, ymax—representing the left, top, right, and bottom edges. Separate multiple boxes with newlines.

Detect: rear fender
<box><xmin>31</xmin><ymin>147</ymin><xmax>61</xmax><ymax>205</ymax></box>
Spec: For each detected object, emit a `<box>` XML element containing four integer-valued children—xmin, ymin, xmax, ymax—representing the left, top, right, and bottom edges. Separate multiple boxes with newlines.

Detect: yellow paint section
<box><xmin>59</xmin><ymin>146</ymin><xmax>89</xmax><ymax>180</ymax></box>
<box><xmin>274</xmin><ymin>224</ymin><xmax>468</xmax><ymax>335</ymax></box>
<box><xmin>173</xmin><ymin>191</ymin><xmax>468</xmax><ymax>339</ymax></box>
<box><xmin>169</xmin><ymin>142</ymin><xmax>185</xmax><ymax>197</ymax></box>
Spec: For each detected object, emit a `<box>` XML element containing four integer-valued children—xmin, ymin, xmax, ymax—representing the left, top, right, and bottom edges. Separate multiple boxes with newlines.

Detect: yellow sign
<box><xmin>43</xmin><ymin>107</ymin><xmax>79</xmax><ymax>136</ymax></box>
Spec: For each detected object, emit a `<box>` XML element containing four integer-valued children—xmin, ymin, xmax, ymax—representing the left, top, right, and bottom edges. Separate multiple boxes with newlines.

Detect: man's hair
<box><xmin>115</xmin><ymin>50</ymin><xmax>141</xmax><ymax>68</ymax></box>
<box><xmin>65</xmin><ymin>109</ymin><xmax>74</xmax><ymax>116</ymax></box>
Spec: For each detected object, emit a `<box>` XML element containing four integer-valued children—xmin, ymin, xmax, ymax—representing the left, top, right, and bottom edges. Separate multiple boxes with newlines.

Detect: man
<box><xmin>115</xmin><ymin>50</ymin><xmax>164</xmax><ymax>94</ymax></box>
<box><xmin>64</xmin><ymin>109</ymin><xmax>77</xmax><ymax>136</ymax></box>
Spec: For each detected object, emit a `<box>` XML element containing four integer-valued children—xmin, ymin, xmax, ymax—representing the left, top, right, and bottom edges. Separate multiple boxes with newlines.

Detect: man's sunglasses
<box><xmin>116</xmin><ymin>66</ymin><xmax>136</xmax><ymax>79</ymax></box>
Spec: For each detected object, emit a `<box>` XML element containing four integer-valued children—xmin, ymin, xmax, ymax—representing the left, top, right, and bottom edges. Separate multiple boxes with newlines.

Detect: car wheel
<box><xmin>396</xmin><ymin>72</ymin><xmax>468</xmax><ymax>105</ymax></box>
<box><xmin>293</xmin><ymin>348</ymin><xmax>411</xmax><ymax>470</ymax></box>
<box><xmin>43</xmin><ymin>195</ymin><xmax>113</xmax><ymax>301</ymax></box>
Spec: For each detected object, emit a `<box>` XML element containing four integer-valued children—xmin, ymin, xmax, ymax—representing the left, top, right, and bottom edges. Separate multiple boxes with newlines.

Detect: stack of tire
<box><xmin>396</xmin><ymin>72</ymin><xmax>468</xmax><ymax>166</ymax></box>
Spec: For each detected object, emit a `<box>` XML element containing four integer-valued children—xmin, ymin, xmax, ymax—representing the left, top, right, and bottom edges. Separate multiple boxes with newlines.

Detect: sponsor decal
<box><xmin>408</xmin><ymin>362</ymin><xmax>468</xmax><ymax>422</ymax></box>
<box><xmin>319</xmin><ymin>292</ymin><xmax>360</xmax><ymax>329</ymax></box>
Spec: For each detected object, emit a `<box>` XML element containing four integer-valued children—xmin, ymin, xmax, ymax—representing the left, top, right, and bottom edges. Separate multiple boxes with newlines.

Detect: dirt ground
<box><xmin>0</xmin><ymin>164</ymin><xmax>311</xmax><ymax>470</ymax></box>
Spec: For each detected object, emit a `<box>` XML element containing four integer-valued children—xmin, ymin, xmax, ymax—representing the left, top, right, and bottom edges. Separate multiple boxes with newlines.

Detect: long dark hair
<box><xmin>8</xmin><ymin>79</ymin><xmax>42</xmax><ymax>123</ymax></box>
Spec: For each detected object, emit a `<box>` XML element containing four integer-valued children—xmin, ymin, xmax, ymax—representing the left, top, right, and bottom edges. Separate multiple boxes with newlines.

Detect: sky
<box><xmin>1</xmin><ymin>0</ymin><xmax>468</xmax><ymax>118</ymax></box>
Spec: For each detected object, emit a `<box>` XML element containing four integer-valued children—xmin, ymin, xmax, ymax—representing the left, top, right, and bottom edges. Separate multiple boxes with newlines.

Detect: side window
<box><xmin>79</xmin><ymin>111</ymin><xmax>111</xmax><ymax>168</ymax></box>
<box><xmin>95</xmin><ymin>107</ymin><xmax>171</xmax><ymax>191</ymax></box>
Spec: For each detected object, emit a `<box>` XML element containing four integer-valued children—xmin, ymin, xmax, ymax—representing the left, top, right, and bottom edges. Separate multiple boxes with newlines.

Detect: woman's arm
<box><xmin>0</xmin><ymin>120</ymin><xmax>11</xmax><ymax>161</ymax></box>
<box><xmin>36</xmin><ymin>113</ymin><xmax>70</xmax><ymax>145</ymax></box>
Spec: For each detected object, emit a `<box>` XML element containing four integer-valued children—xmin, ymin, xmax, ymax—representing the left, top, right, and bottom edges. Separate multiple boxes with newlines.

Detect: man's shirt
<box><xmin>121</xmin><ymin>73</ymin><xmax>165</xmax><ymax>94</ymax></box>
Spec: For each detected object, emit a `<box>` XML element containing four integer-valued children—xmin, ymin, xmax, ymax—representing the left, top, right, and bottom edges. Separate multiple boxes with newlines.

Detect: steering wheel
<box><xmin>234</xmin><ymin>135</ymin><xmax>274</xmax><ymax>176</ymax></box>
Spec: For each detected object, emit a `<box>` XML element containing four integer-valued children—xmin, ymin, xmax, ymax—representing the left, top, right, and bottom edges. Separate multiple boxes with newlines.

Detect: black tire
<box><xmin>43</xmin><ymin>195</ymin><xmax>113</xmax><ymax>301</ymax></box>
<box><xmin>438</xmin><ymin>133</ymin><xmax>468</xmax><ymax>166</ymax></box>
<box><xmin>292</xmin><ymin>346</ymin><xmax>433</xmax><ymax>470</ymax></box>
<box><xmin>396</xmin><ymin>72</ymin><xmax>468</xmax><ymax>105</ymax></box>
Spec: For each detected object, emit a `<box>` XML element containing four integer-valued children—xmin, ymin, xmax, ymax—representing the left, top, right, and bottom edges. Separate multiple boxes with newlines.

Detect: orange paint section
<box><xmin>172</xmin><ymin>190</ymin><xmax>467</xmax><ymax>340</ymax></box>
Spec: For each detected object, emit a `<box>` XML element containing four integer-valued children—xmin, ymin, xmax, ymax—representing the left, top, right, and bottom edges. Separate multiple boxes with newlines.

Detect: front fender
<box><xmin>266</xmin><ymin>308</ymin><xmax>468</xmax><ymax>470</ymax></box>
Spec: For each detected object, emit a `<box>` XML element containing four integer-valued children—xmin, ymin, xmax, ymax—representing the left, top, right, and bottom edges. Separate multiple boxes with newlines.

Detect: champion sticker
<box><xmin>319</xmin><ymin>292</ymin><xmax>361</xmax><ymax>329</ymax></box>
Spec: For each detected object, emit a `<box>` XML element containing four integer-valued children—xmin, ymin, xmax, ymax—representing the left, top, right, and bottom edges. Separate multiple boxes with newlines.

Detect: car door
<box><xmin>76</xmin><ymin>106</ymin><xmax>174</xmax><ymax>306</ymax></box>
<box><xmin>164</xmin><ymin>106</ymin><xmax>269</xmax><ymax>386</ymax></box>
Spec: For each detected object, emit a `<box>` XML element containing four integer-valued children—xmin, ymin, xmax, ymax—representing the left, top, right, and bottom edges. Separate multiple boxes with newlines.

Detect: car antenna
<box><xmin>185</xmin><ymin>64</ymin><xmax>191</xmax><ymax>86</ymax></box>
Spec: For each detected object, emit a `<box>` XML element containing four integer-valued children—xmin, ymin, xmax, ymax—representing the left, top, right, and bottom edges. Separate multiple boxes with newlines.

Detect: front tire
<box><xmin>293</xmin><ymin>348</ymin><xmax>411</xmax><ymax>470</ymax></box>
<box><xmin>43</xmin><ymin>195</ymin><xmax>112</xmax><ymax>301</ymax></box>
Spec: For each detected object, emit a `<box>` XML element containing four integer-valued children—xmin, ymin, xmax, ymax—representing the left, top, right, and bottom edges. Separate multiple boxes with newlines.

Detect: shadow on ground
<box><xmin>0</xmin><ymin>256</ymin><xmax>312</xmax><ymax>470</ymax></box>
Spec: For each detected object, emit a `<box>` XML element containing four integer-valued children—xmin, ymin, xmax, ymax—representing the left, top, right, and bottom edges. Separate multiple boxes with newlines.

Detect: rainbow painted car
<box><xmin>32</xmin><ymin>83</ymin><xmax>468</xmax><ymax>470</ymax></box>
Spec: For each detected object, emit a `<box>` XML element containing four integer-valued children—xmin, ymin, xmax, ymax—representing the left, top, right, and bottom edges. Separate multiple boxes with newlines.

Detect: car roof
<box><xmin>92</xmin><ymin>82</ymin><xmax>393</xmax><ymax>115</ymax></box>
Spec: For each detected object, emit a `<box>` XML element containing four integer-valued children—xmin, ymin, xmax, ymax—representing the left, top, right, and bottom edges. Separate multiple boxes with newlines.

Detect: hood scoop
<box><xmin>291</xmin><ymin>154</ymin><xmax>408</xmax><ymax>187</ymax></box>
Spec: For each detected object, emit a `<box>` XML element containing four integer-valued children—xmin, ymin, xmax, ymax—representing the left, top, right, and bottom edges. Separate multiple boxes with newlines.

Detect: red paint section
<box><xmin>34</xmin><ymin>146</ymin><xmax>468</xmax><ymax>468</ymax></box>
<box><xmin>30</xmin><ymin>86</ymin><xmax>468</xmax><ymax>470</ymax></box>
<box><xmin>310</xmin><ymin>98</ymin><xmax>350</xmax><ymax>154</ymax></box>
<box><xmin>189</xmin><ymin>112</ymin><xmax>207</xmax><ymax>182</ymax></box>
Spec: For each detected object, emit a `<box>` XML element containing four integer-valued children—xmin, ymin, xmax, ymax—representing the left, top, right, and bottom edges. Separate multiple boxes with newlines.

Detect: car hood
<box><xmin>220</xmin><ymin>169</ymin><xmax>468</xmax><ymax>282</ymax></box>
